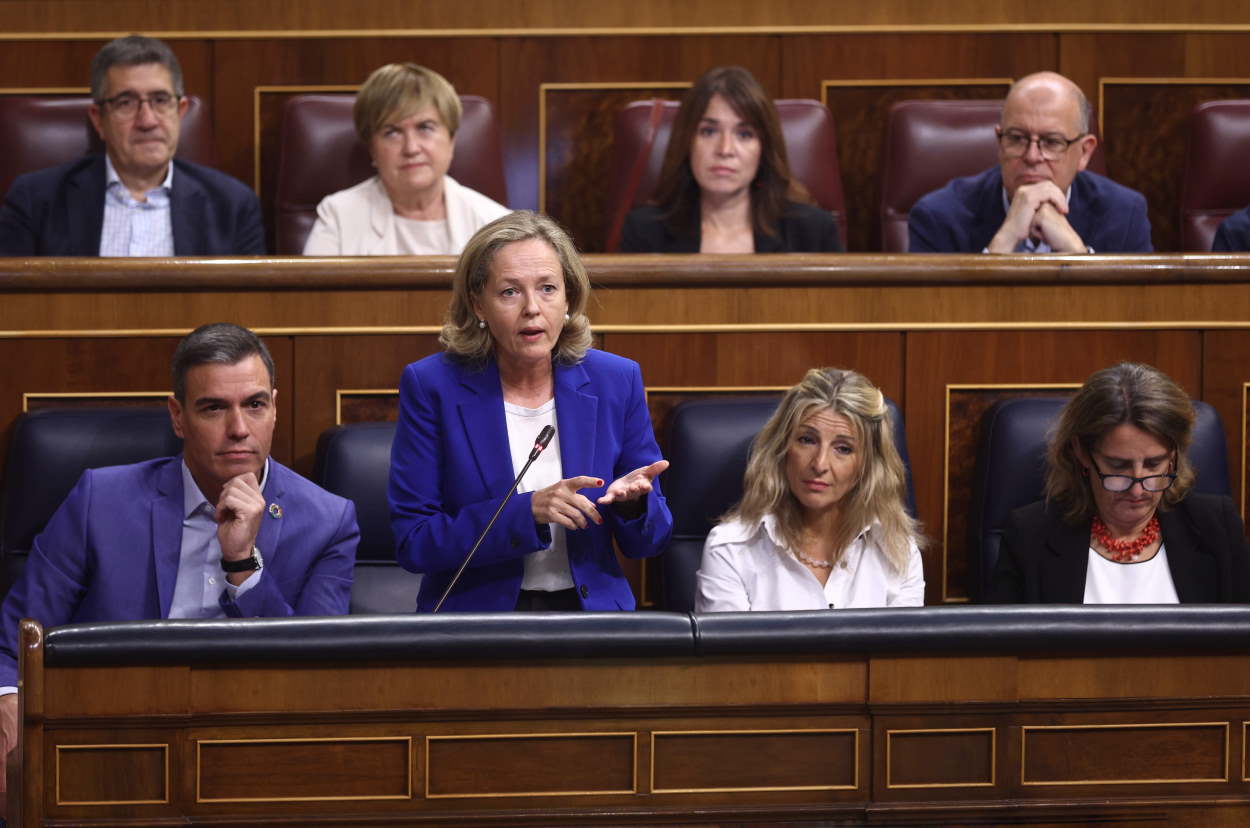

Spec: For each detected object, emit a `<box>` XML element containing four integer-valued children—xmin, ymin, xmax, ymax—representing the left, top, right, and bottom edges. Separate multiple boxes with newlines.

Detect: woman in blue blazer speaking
<box><xmin>389</xmin><ymin>211</ymin><xmax>673</xmax><ymax>611</ymax></box>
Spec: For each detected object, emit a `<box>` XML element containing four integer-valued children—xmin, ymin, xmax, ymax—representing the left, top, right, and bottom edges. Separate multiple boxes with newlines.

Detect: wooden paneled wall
<box><xmin>5</xmin><ymin>15</ymin><xmax>1250</xmax><ymax>251</ymax></box>
<box><xmin>3</xmin><ymin>255</ymin><xmax>1249</xmax><ymax>607</ymax></box>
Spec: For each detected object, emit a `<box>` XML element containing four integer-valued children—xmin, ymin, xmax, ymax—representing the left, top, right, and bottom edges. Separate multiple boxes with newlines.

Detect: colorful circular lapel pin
<box><xmin>268</xmin><ymin>503</ymin><xmax>283</xmax><ymax>519</ymax></box>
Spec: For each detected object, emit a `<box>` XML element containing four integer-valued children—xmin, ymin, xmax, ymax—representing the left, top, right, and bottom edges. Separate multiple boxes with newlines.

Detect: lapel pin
<box><xmin>268</xmin><ymin>503</ymin><xmax>283</xmax><ymax>519</ymax></box>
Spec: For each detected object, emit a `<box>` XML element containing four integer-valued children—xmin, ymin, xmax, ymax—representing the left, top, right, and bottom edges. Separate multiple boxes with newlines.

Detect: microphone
<box><xmin>432</xmin><ymin>425</ymin><xmax>556</xmax><ymax>612</ymax></box>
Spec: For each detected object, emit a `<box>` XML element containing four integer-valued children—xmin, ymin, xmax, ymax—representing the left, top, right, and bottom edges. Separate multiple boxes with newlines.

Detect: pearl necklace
<box><xmin>1090</xmin><ymin>514</ymin><xmax>1160</xmax><ymax>563</ymax></box>
<box><xmin>793</xmin><ymin>549</ymin><xmax>833</xmax><ymax>569</ymax></box>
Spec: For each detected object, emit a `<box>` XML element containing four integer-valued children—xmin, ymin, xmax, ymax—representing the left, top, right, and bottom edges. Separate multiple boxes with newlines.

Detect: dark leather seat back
<box><xmin>275</xmin><ymin>94</ymin><xmax>508</xmax><ymax>254</ymax></box>
<box><xmin>0</xmin><ymin>407</ymin><xmax>183</xmax><ymax>596</ymax></box>
<box><xmin>313</xmin><ymin>422</ymin><xmax>421</xmax><ymax>613</ymax></box>
<box><xmin>661</xmin><ymin>395</ymin><xmax>914</xmax><ymax>612</ymax></box>
<box><xmin>604</xmin><ymin>98</ymin><xmax>847</xmax><ymax>250</ymax></box>
<box><xmin>1181</xmin><ymin>99</ymin><xmax>1250</xmax><ymax>251</ymax></box>
<box><xmin>969</xmin><ymin>397</ymin><xmax>1231</xmax><ymax>601</ymax></box>
<box><xmin>881</xmin><ymin>98</ymin><xmax>1107</xmax><ymax>252</ymax></box>
<box><xmin>0</xmin><ymin>95</ymin><xmax>215</xmax><ymax>197</ymax></box>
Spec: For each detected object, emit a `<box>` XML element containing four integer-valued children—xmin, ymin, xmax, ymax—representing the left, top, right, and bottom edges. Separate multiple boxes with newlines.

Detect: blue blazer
<box><xmin>1213</xmin><ymin>205</ymin><xmax>1250</xmax><ymax>251</ymax></box>
<box><xmin>388</xmin><ymin>349</ymin><xmax>673</xmax><ymax>612</ymax></box>
<box><xmin>0</xmin><ymin>456</ymin><xmax>359</xmax><ymax>686</ymax></box>
<box><xmin>0</xmin><ymin>154</ymin><xmax>265</xmax><ymax>256</ymax></box>
<box><xmin>908</xmin><ymin>166</ymin><xmax>1152</xmax><ymax>254</ymax></box>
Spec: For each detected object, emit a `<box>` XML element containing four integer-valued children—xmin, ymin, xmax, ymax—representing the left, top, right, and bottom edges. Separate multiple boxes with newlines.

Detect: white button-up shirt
<box><xmin>695</xmin><ymin>514</ymin><xmax>924</xmax><ymax>611</ymax></box>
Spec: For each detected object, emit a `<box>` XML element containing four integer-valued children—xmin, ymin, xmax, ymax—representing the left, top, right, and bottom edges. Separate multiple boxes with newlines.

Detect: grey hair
<box><xmin>91</xmin><ymin>35</ymin><xmax>185</xmax><ymax>101</ymax></box>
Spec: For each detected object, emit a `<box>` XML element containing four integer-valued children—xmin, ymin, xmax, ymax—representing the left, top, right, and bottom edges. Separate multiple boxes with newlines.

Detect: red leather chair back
<box><xmin>274</xmin><ymin>94</ymin><xmax>508</xmax><ymax>255</ymax></box>
<box><xmin>880</xmin><ymin>98</ymin><xmax>1106</xmax><ymax>252</ymax></box>
<box><xmin>604</xmin><ymin>98</ymin><xmax>847</xmax><ymax>251</ymax></box>
<box><xmin>1181</xmin><ymin>100</ymin><xmax>1250</xmax><ymax>251</ymax></box>
<box><xmin>0</xmin><ymin>95</ymin><xmax>214</xmax><ymax>198</ymax></box>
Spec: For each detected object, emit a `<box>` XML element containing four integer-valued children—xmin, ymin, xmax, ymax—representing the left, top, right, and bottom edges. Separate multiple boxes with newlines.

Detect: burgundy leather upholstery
<box><xmin>0</xmin><ymin>95</ymin><xmax>214</xmax><ymax>198</ymax></box>
<box><xmin>604</xmin><ymin>98</ymin><xmax>847</xmax><ymax>251</ymax></box>
<box><xmin>274</xmin><ymin>94</ymin><xmax>508</xmax><ymax>255</ymax></box>
<box><xmin>880</xmin><ymin>98</ymin><xmax>1107</xmax><ymax>253</ymax></box>
<box><xmin>1181</xmin><ymin>100</ymin><xmax>1250</xmax><ymax>251</ymax></box>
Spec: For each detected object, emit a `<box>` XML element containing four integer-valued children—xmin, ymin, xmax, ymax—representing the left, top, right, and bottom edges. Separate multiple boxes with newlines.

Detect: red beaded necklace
<box><xmin>1090</xmin><ymin>514</ymin><xmax>1160</xmax><ymax>563</ymax></box>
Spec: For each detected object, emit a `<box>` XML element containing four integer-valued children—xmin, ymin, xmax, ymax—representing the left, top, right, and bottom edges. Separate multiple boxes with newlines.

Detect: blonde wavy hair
<box><xmin>725</xmin><ymin>367</ymin><xmax>922</xmax><ymax>572</ymax></box>
<box><xmin>353</xmin><ymin>63</ymin><xmax>461</xmax><ymax>142</ymax></box>
<box><xmin>1045</xmin><ymin>362</ymin><xmax>1196</xmax><ymax>525</ymax></box>
<box><xmin>440</xmin><ymin>211</ymin><xmax>593</xmax><ymax>365</ymax></box>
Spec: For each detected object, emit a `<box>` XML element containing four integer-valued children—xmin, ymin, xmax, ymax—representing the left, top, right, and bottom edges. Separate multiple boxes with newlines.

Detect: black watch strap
<box><xmin>221</xmin><ymin>546</ymin><xmax>264</xmax><ymax>573</ymax></box>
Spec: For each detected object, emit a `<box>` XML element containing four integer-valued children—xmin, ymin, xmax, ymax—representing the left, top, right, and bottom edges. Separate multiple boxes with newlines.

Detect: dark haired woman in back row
<box><xmin>619</xmin><ymin>66</ymin><xmax>842</xmax><ymax>254</ymax></box>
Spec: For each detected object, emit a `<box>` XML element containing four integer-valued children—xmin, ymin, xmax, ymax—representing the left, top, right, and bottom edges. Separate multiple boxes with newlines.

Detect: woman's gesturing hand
<box><xmin>532</xmin><ymin>476</ymin><xmax>605</xmax><ymax>530</ymax></box>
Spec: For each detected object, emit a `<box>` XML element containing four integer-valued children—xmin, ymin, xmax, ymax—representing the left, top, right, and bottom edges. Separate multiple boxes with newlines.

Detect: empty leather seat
<box><xmin>968</xmin><ymin>396</ymin><xmax>1231</xmax><ymax>601</ymax></box>
<box><xmin>660</xmin><ymin>396</ymin><xmax>914</xmax><ymax>612</ymax></box>
<box><xmin>0</xmin><ymin>407</ymin><xmax>183</xmax><ymax>597</ymax></box>
<box><xmin>1181</xmin><ymin>99</ymin><xmax>1250</xmax><ymax>251</ymax></box>
<box><xmin>314</xmin><ymin>421</ymin><xmax>421</xmax><ymax>613</ymax></box>
<box><xmin>604</xmin><ymin>98</ymin><xmax>847</xmax><ymax>251</ymax></box>
<box><xmin>0</xmin><ymin>95</ymin><xmax>215</xmax><ymax>197</ymax></box>
<box><xmin>274</xmin><ymin>94</ymin><xmax>508</xmax><ymax>255</ymax></box>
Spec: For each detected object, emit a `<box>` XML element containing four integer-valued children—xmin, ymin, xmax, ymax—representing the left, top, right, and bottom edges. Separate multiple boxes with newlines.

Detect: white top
<box><xmin>1083</xmin><ymin>544</ymin><xmax>1179</xmax><ymax>604</ymax></box>
<box><xmin>302</xmin><ymin>174</ymin><xmax>510</xmax><ymax>256</ymax></box>
<box><xmin>504</xmin><ymin>399</ymin><xmax>573</xmax><ymax>592</ymax></box>
<box><xmin>393</xmin><ymin>215</ymin><xmax>451</xmax><ymax>255</ymax></box>
<box><xmin>695</xmin><ymin>515</ymin><xmax>925</xmax><ymax>611</ymax></box>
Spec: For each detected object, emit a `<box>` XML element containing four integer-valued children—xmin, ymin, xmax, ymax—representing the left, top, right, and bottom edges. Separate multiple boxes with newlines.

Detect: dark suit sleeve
<box><xmin>0</xmin><ymin>471</ymin><xmax>95</xmax><ymax>686</ymax></box>
<box><xmin>983</xmin><ymin>509</ymin><xmax>1028</xmax><ymax>603</ymax></box>
<box><xmin>809</xmin><ymin>210</ymin><xmax>843</xmax><ymax>252</ymax></box>
<box><xmin>907</xmin><ymin>197</ymin><xmax>950</xmax><ymax>253</ymax></box>
<box><xmin>225</xmin><ymin>498</ymin><xmax>358</xmax><ymax>618</ymax></box>
<box><xmin>618</xmin><ymin>209</ymin><xmax>652</xmax><ymax>253</ymax></box>
<box><xmin>1120</xmin><ymin>191</ymin><xmax>1153</xmax><ymax>253</ymax></box>
<box><xmin>0</xmin><ymin>177</ymin><xmax>41</xmax><ymax>256</ymax></box>
<box><xmin>234</xmin><ymin>188</ymin><xmax>266</xmax><ymax>255</ymax></box>
<box><xmin>1215</xmin><ymin>496</ymin><xmax>1250</xmax><ymax>601</ymax></box>
<box><xmin>1212</xmin><ymin>209</ymin><xmax>1249</xmax><ymax>252</ymax></box>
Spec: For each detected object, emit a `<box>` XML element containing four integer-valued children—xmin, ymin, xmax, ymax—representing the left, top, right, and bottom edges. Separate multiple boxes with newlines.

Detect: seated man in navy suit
<box><xmin>0</xmin><ymin>324</ymin><xmax>358</xmax><ymax>800</ymax></box>
<box><xmin>1213</xmin><ymin>206</ymin><xmax>1250</xmax><ymax>251</ymax></box>
<box><xmin>909</xmin><ymin>71</ymin><xmax>1151</xmax><ymax>254</ymax></box>
<box><xmin>0</xmin><ymin>35</ymin><xmax>264</xmax><ymax>256</ymax></box>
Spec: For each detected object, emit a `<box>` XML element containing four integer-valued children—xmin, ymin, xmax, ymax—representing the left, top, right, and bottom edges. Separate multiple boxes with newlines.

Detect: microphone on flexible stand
<box><xmin>432</xmin><ymin>425</ymin><xmax>556</xmax><ymax>612</ymax></box>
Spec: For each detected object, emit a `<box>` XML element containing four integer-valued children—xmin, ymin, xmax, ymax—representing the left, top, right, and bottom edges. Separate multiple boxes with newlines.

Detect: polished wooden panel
<box><xmin>1022</xmin><ymin>723</ymin><xmax>1228</xmax><ymax>785</ymax></box>
<box><xmin>1202</xmin><ymin>330</ymin><xmax>1250</xmax><ymax>513</ymax></box>
<box><xmin>651</xmin><ymin>730</ymin><xmax>858</xmax><ymax>792</ymax></box>
<box><xmin>199</xmin><ymin>737</ymin><xmax>410</xmax><ymax>801</ymax></box>
<box><xmin>886</xmin><ymin>728</ymin><xmax>994</xmax><ymax>788</ymax></box>
<box><xmin>427</xmin><ymin>733</ymin><xmax>634</xmax><ymax>797</ymax></box>
<box><xmin>55</xmin><ymin>744</ymin><xmax>167</xmax><ymax>804</ymax></box>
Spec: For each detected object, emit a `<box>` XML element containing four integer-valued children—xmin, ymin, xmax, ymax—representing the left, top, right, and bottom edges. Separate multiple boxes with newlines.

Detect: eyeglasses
<box><xmin>996</xmin><ymin>127</ymin><xmax>1086</xmax><ymax>161</ymax></box>
<box><xmin>98</xmin><ymin>92</ymin><xmax>180</xmax><ymax>119</ymax></box>
<box><xmin>1089</xmin><ymin>453</ymin><xmax>1177</xmax><ymax>493</ymax></box>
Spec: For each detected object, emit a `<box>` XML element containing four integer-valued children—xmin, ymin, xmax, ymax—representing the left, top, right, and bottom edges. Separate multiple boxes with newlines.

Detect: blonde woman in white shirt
<box><xmin>303</xmin><ymin>63</ymin><xmax>509</xmax><ymax>256</ymax></box>
<box><xmin>696</xmin><ymin>368</ymin><xmax>925</xmax><ymax>611</ymax></box>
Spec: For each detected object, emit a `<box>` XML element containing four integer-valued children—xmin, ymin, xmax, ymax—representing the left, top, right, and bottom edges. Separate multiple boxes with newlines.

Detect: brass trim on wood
<box><xmin>0</xmin><ymin>87</ymin><xmax>91</xmax><ymax>94</ymax></box>
<box><xmin>335</xmin><ymin>388</ymin><xmax>398</xmax><ymax>425</ymax></box>
<box><xmin>537</xmin><ymin>81</ymin><xmax>689</xmax><ymax>214</ymax></box>
<box><xmin>649</xmin><ymin>728</ymin><xmax>860</xmax><ymax>794</ymax></box>
<box><xmin>942</xmin><ymin>383</ymin><xmax>1080</xmax><ymax>602</ymax></box>
<box><xmin>22</xmin><ymin>390</ymin><xmax>169</xmax><ymax>413</ymax></box>
<box><xmin>885</xmin><ymin>727</ymin><xmax>996</xmax><ymax>789</ymax></box>
<box><xmin>819</xmin><ymin>77</ymin><xmax>1012</xmax><ymax>109</ymax></box>
<box><xmin>424</xmin><ymin>731</ymin><xmax>638</xmax><ymax>799</ymax></box>
<box><xmin>1019</xmin><ymin>722</ymin><xmax>1231</xmax><ymax>786</ymax></box>
<box><xmin>55</xmin><ymin>743</ymin><xmax>170</xmax><ymax>806</ymax></box>
<box><xmin>195</xmin><ymin>736</ymin><xmax>413</xmax><ymax>803</ymax></box>
<box><xmin>1098</xmin><ymin>76</ymin><xmax>1250</xmax><ymax>142</ymax></box>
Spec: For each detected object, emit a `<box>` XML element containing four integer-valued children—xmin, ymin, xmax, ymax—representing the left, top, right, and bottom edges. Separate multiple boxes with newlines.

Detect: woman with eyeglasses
<box><xmin>987</xmin><ymin>362</ymin><xmax>1250</xmax><ymax>604</ymax></box>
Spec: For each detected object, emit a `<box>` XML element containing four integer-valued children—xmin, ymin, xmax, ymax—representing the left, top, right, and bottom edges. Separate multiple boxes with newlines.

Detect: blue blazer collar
<box><xmin>69</xmin><ymin>157</ymin><xmax>108</xmax><ymax>256</ymax></box>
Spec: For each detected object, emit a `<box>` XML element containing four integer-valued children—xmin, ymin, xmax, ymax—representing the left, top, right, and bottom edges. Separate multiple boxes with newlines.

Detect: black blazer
<box><xmin>986</xmin><ymin>494</ymin><xmax>1250</xmax><ymax>603</ymax></box>
<box><xmin>0</xmin><ymin>154</ymin><xmax>265</xmax><ymax>256</ymax></box>
<box><xmin>618</xmin><ymin>201</ymin><xmax>842</xmax><ymax>253</ymax></box>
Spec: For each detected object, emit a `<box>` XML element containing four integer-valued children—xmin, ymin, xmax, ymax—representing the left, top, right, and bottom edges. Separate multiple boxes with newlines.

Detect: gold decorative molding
<box><xmin>56</xmin><ymin>743</ymin><xmax>169</xmax><ymax>806</ymax></box>
<box><xmin>1098</xmin><ymin>76</ymin><xmax>1250</xmax><ymax>139</ymax></box>
<box><xmin>820</xmin><ymin>77</ymin><xmax>1012</xmax><ymax>109</ymax></box>
<box><xmin>22</xmin><ymin>390</ymin><xmax>169</xmax><ymax>413</ymax></box>
<box><xmin>335</xmin><ymin>388</ymin><xmax>398</xmax><ymax>425</ymax></box>
<box><xmin>1020</xmin><ymin>722</ymin><xmax>1230</xmax><ymax>786</ymax></box>
<box><xmin>885</xmin><ymin>727</ymin><xmax>996</xmax><ymax>789</ymax></box>
<box><xmin>649</xmin><ymin>728</ymin><xmax>859</xmax><ymax>793</ymax></box>
<box><xmin>252</xmin><ymin>84</ymin><xmax>359</xmax><ymax>191</ymax></box>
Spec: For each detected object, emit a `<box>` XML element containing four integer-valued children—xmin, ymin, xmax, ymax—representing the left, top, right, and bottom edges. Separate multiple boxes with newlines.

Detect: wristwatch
<box><xmin>221</xmin><ymin>546</ymin><xmax>264</xmax><ymax>573</ymax></box>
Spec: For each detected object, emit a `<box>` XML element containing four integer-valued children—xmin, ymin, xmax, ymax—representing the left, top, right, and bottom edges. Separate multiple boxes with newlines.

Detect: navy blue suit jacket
<box><xmin>0</xmin><ymin>154</ymin><xmax>265</xmax><ymax>256</ymax></box>
<box><xmin>908</xmin><ymin>166</ymin><xmax>1152</xmax><ymax>254</ymax></box>
<box><xmin>388</xmin><ymin>349</ymin><xmax>673</xmax><ymax>612</ymax></box>
<box><xmin>1213</xmin><ymin>206</ymin><xmax>1250</xmax><ymax>251</ymax></box>
<box><xmin>0</xmin><ymin>456</ymin><xmax>358</xmax><ymax>686</ymax></box>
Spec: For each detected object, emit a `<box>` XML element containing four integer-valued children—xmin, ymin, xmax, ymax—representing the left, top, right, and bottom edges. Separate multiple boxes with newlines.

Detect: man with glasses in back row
<box><xmin>0</xmin><ymin>35</ymin><xmax>264</xmax><ymax>256</ymax></box>
<box><xmin>908</xmin><ymin>71</ymin><xmax>1152</xmax><ymax>254</ymax></box>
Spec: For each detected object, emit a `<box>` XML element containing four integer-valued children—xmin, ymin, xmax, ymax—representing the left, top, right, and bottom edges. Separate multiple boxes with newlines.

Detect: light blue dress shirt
<box><xmin>99</xmin><ymin>155</ymin><xmax>175</xmax><ymax>257</ymax></box>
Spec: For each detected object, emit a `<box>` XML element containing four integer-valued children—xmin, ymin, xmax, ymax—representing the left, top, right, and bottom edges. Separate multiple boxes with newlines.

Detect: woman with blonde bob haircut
<box><xmin>988</xmin><ymin>362</ymin><xmax>1250</xmax><ymax>604</ymax></box>
<box><xmin>389</xmin><ymin>212</ymin><xmax>673</xmax><ymax>612</ymax></box>
<box><xmin>696</xmin><ymin>368</ymin><xmax>924</xmax><ymax>611</ymax></box>
<box><xmin>303</xmin><ymin>63</ymin><xmax>509</xmax><ymax>256</ymax></box>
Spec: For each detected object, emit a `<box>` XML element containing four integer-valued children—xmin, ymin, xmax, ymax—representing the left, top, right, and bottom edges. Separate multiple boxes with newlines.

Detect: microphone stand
<box><xmin>432</xmin><ymin>425</ymin><xmax>555</xmax><ymax>612</ymax></box>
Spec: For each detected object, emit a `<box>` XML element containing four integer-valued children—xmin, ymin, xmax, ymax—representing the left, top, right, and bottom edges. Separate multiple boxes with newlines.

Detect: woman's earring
<box><xmin>564</xmin><ymin>313</ymin><xmax>571</xmax><ymax>322</ymax></box>
<box><xmin>477</xmin><ymin>319</ymin><xmax>486</xmax><ymax>329</ymax></box>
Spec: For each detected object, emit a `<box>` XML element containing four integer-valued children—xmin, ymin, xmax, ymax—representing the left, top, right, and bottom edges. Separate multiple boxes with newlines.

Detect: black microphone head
<box><xmin>536</xmin><ymin>425</ymin><xmax>555</xmax><ymax>449</ymax></box>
